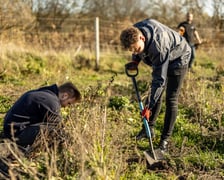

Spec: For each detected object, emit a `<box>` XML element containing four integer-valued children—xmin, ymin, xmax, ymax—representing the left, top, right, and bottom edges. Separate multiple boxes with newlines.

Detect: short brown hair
<box><xmin>59</xmin><ymin>82</ymin><xmax>81</xmax><ymax>101</ymax></box>
<box><xmin>120</xmin><ymin>26</ymin><xmax>141</xmax><ymax>49</ymax></box>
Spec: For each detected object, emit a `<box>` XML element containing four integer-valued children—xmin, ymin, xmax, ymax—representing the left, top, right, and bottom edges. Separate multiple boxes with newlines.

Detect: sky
<box><xmin>33</xmin><ymin>0</ymin><xmax>223</xmax><ymax>17</ymax></box>
<box><xmin>203</xmin><ymin>0</ymin><xmax>214</xmax><ymax>16</ymax></box>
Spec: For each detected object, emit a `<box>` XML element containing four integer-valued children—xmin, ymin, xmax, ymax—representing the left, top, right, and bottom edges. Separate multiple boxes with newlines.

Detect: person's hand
<box><xmin>125</xmin><ymin>61</ymin><xmax>139</xmax><ymax>71</ymax></box>
<box><xmin>141</xmin><ymin>107</ymin><xmax>151</xmax><ymax>121</ymax></box>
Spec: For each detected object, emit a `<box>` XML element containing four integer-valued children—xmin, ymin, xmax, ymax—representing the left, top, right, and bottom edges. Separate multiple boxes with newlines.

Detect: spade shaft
<box><xmin>126</xmin><ymin>68</ymin><xmax>157</xmax><ymax>160</ymax></box>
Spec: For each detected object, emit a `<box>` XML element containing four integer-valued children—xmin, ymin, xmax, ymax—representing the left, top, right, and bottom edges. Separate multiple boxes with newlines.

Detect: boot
<box><xmin>159</xmin><ymin>139</ymin><xmax>168</xmax><ymax>152</ymax></box>
<box><xmin>136</xmin><ymin>126</ymin><xmax>155</xmax><ymax>140</ymax></box>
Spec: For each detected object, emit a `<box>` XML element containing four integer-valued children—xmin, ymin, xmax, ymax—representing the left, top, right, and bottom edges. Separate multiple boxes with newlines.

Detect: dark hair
<box><xmin>120</xmin><ymin>26</ymin><xmax>141</xmax><ymax>49</ymax></box>
<box><xmin>59</xmin><ymin>82</ymin><xmax>81</xmax><ymax>101</ymax></box>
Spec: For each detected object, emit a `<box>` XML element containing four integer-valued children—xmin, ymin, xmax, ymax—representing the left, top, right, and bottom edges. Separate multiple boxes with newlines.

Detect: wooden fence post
<box><xmin>95</xmin><ymin>17</ymin><xmax>100</xmax><ymax>70</ymax></box>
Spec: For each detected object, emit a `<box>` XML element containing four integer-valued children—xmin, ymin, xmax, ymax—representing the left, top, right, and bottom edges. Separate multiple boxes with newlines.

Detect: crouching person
<box><xmin>3</xmin><ymin>82</ymin><xmax>81</xmax><ymax>149</ymax></box>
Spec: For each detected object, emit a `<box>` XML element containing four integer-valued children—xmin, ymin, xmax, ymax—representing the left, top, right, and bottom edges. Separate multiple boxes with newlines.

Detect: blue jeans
<box><xmin>188</xmin><ymin>45</ymin><xmax>195</xmax><ymax>68</ymax></box>
<box><xmin>148</xmin><ymin>64</ymin><xmax>188</xmax><ymax>141</ymax></box>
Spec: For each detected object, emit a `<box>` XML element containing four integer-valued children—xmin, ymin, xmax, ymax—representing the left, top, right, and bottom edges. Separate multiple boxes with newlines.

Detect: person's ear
<box><xmin>140</xmin><ymin>35</ymin><xmax>145</xmax><ymax>42</ymax></box>
<box><xmin>61</xmin><ymin>92</ymin><xmax>69</xmax><ymax>100</ymax></box>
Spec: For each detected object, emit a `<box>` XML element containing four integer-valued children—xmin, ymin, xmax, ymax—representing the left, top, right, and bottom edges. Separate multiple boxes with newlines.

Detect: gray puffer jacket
<box><xmin>132</xmin><ymin>19</ymin><xmax>191</xmax><ymax>108</ymax></box>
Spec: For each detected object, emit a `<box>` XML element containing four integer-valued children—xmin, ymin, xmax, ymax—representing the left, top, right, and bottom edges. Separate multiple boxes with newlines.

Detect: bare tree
<box><xmin>212</xmin><ymin>0</ymin><xmax>224</xmax><ymax>29</ymax></box>
<box><xmin>80</xmin><ymin>0</ymin><xmax>149</xmax><ymax>21</ymax></box>
<box><xmin>0</xmin><ymin>0</ymin><xmax>34</xmax><ymax>34</ymax></box>
<box><xmin>34</xmin><ymin>0</ymin><xmax>78</xmax><ymax>31</ymax></box>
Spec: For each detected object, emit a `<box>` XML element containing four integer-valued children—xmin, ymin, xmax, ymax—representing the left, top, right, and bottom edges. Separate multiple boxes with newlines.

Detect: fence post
<box><xmin>95</xmin><ymin>17</ymin><xmax>100</xmax><ymax>70</ymax></box>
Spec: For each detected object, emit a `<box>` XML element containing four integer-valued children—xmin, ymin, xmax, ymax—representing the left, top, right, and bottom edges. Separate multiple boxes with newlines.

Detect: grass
<box><xmin>0</xmin><ymin>43</ymin><xmax>224</xmax><ymax>179</ymax></box>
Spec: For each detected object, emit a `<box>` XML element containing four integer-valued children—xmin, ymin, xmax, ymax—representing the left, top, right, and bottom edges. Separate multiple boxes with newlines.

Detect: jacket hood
<box><xmin>37</xmin><ymin>84</ymin><xmax>59</xmax><ymax>96</ymax></box>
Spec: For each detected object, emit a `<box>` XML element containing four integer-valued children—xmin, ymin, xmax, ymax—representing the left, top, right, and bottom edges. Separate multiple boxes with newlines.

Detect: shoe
<box><xmin>136</xmin><ymin>126</ymin><xmax>155</xmax><ymax>140</ymax></box>
<box><xmin>159</xmin><ymin>139</ymin><xmax>168</xmax><ymax>152</ymax></box>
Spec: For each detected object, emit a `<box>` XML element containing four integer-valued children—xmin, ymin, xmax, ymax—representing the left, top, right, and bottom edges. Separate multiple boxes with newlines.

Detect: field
<box><xmin>0</xmin><ymin>43</ymin><xmax>223</xmax><ymax>179</ymax></box>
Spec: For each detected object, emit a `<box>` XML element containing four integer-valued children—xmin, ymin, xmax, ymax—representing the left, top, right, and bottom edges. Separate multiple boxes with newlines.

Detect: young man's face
<box><xmin>128</xmin><ymin>34</ymin><xmax>145</xmax><ymax>54</ymax></box>
<box><xmin>59</xmin><ymin>93</ymin><xmax>77</xmax><ymax>107</ymax></box>
<box><xmin>60</xmin><ymin>97</ymin><xmax>76</xmax><ymax>107</ymax></box>
<box><xmin>187</xmin><ymin>13</ymin><xmax>193</xmax><ymax>22</ymax></box>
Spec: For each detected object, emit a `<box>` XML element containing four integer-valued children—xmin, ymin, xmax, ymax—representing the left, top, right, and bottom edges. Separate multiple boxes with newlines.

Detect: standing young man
<box><xmin>3</xmin><ymin>82</ymin><xmax>81</xmax><ymax>148</ymax></box>
<box><xmin>120</xmin><ymin>19</ymin><xmax>191</xmax><ymax>152</ymax></box>
<box><xmin>178</xmin><ymin>12</ymin><xmax>202</xmax><ymax>68</ymax></box>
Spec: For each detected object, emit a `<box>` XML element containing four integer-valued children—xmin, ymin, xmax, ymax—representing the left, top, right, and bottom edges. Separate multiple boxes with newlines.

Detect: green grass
<box><xmin>0</xmin><ymin>44</ymin><xmax>223</xmax><ymax>179</ymax></box>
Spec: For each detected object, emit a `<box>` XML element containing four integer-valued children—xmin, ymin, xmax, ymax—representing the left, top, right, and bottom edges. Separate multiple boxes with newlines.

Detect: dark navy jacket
<box><xmin>132</xmin><ymin>19</ymin><xmax>191</xmax><ymax>109</ymax></box>
<box><xmin>3</xmin><ymin>84</ymin><xmax>61</xmax><ymax>137</ymax></box>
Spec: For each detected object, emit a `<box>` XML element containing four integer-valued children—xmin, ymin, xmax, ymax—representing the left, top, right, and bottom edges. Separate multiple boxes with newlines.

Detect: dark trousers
<box><xmin>4</xmin><ymin>122</ymin><xmax>59</xmax><ymax>148</ymax></box>
<box><xmin>4</xmin><ymin>125</ymin><xmax>41</xmax><ymax>148</ymax></box>
<box><xmin>16</xmin><ymin>126</ymin><xmax>40</xmax><ymax>147</ymax></box>
<box><xmin>149</xmin><ymin>65</ymin><xmax>188</xmax><ymax>141</ymax></box>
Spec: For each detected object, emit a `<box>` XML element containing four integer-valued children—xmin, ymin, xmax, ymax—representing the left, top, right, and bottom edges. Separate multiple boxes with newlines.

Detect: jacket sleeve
<box><xmin>44</xmin><ymin>110</ymin><xmax>62</xmax><ymax>124</ymax></box>
<box><xmin>40</xmin><ymin>96</ymin><xmax>62</xmax><ymax>124</ymax></box>
<box><xmin>148</xmin><ymin>32</ymin><xmax>170</xmax><ymax>109</ymax></box>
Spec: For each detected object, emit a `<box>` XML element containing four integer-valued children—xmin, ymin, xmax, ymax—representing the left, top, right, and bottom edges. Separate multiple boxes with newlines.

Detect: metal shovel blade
<box><xmin>144</xmin><ymin>149</ymin><xmax>169</xmax><ymax>170</ymax></box>
<box><xmin>144</xmin><ymin>148</ymin><xmax>166</xmax><ymax>165</ymax></box>
<box><xmin>143</xmin><ymin>151</ymin><xmax>157</xmax><ymax>165</ymax></box>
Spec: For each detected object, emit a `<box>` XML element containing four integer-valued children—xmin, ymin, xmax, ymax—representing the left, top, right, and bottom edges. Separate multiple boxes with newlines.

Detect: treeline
<box><xmin>0</xmin><ymin>0</ymin><xmax>223</xmax><ymax>50</ymax></box>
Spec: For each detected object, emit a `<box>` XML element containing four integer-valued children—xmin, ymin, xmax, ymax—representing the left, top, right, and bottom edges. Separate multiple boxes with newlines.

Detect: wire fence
<box><xmin>0</xmin><ymin>17</ymin><xmax>223</xmax><ymax>54</ymax></box>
